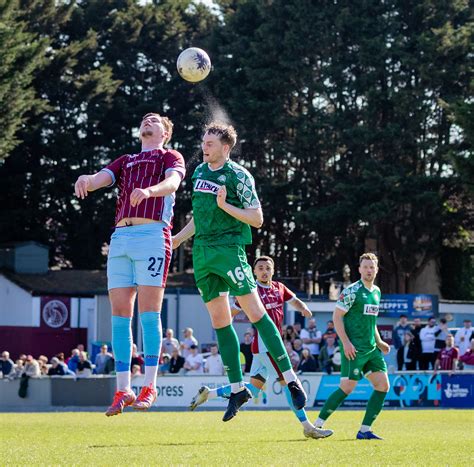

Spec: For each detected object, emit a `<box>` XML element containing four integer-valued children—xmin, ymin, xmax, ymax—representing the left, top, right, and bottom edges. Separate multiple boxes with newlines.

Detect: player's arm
<box><xmin>74</xmin><ymin>171</ymin><xmax>113</xmax><ymax>199</ymax></box>
<box><xmin>375</xmin><ymin>326</ymin><xmax>390</xmax><ymax>355</ymax></box>
<box><xmin>288</xmin><ymin>297</ymin><xmax>312</xmax><ymax>318</ymax></box>
<box><xmin>172</xmin><ymin>217</ymin><xmax>196</xmax><ymax>250</ymax></box>
<box><xmin>333</xmin><ymin>307</ymin><xmax>357</xmax><ymax>360</ymax></box>
<box><xmin>216</xmin><ymin>185</ymin><xmax>263</xmax><ymax>228</ymax></box>
<box><xmin>130</xmin><ymin>171</ymin><xmax>182</xmax><ymax>208</ymax></box>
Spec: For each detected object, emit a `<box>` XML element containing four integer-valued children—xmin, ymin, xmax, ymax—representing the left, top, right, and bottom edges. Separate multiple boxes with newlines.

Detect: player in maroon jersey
<box><xmin>435</xmin><ymin>334</ymin><xmax>459</xmax><ymax>371</ymax></box>
<box><xmin>190</xmin><ymin>256</ymin><xmax>333</xmax><ymax>439</ymax></box>
<box><xmin>74</xmin><ymin>113</ymin><xmax>185</xmax><ymax>416</ymax></box>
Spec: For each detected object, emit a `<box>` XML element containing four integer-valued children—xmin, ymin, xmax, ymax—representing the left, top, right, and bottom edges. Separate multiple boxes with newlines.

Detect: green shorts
<box><xmin>193</xmin><ymin>244</ymin><xmax>256</xmax><ymax>303</ymax></box>
<box><xmin>340</xmin><ymin>347</ymin><xmax>387</xmax><ymax>381</ymax></box>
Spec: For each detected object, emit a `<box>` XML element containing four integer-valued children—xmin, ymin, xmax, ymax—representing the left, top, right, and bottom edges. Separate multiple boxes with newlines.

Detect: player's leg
<box><xmin>131</xmin><ymin>224</ymin><xmax>172</xmax><ymax>409</ymax></box>
<box><xmin>237</xmin><ymin>291</ymin><xmax>307</xmax><ymax>409</ymax></box>
<box><xmin>314</xmin><ymin>350</ymin><xmax>362</xmax><ymax>428</ymax></box>
<box><xmin>356</xmin><ymin>352</ymin><xmax>389</xmax><ymax>440</ymax></box>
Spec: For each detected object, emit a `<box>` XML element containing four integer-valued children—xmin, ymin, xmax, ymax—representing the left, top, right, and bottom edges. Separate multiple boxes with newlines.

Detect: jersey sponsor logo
<box><xmin>364</xmin><ymin>304</ymin><xmax>379</xmax><ymax>316</ymax></box>
<box><xmin>194</xmin><ymin>178</ymin><xmax>221</xmax><ymax>195</ymax></box>
<box><xmin>126</xmin><ymin>159</ymin><xmax>155</xmax><ymax>168</ymax></box>
<box><xmin>265</xmin><ymin>302</ymin><xmax>281</xmax><ymax>310</ymax></box>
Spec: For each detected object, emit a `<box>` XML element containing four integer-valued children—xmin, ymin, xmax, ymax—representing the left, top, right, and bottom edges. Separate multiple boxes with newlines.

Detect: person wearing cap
<box><xmin>183</xmin><ymin>344</ymin><xmax>203</xmax><ymax>375</ymax></box>
<box><xmin>48</xmin><ymin>357</ymin><xmax>66</xmax><ymax>376</ymax></box>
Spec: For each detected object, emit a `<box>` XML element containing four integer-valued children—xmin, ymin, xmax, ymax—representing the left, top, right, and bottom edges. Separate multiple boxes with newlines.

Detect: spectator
<box><xmin>0</xmin><ymin>351</ymin><xmax>14</xmax><ymax>378</ymax></box>
<box><xmin>67</xmin><ymin>349</ymin><xmax>80</xmax><ymax>373</ymax></box>
<box><xmin>283</xmin><ymin>325</ymin><xmax>298</xmax><ymax>345</ymax></box>
<box><xmin>13</xmin><ymin>359</ymin><xmax>24</xmax><ymax>379</ymax></box>
<box><xmin>37</xmin><ymin>355</ymin><xmax>49</xmax><ymax>376</ymax></box>
<box><xmin>393</xmin><ymin>315</ymin><xmax>411</xmax><ymax>350</ymax></box>
<box><xmin>460</xmin><ymin>338</ymin><xmax>474</xmax><ymax>370</ymax></box>
<box><xmin>180</xmin><ymin>328</ymin><xmax>198</xmax><ymax>359</ymax></box>
<box><xmin>47</xmin><ymin>357</ymin><xmax>66</xmax><ymax>376</ymax></box>
<box><xmin>434</xmin><ymin>318</ymin><xmax>449</xmax><ymax>354</ymax></box>
<box><xmin>293</xmin><ymin>338</ymin><xmax>304</xmax><ymax>356</ymax></box>
<box><xmin>76</xmin><ymin>351</ymin><xmax>93</xmax><ymax>378</ymax></box>
<box><xmin>454</xmin><ymin>319</ymin><xmax>473</xmax><ymax>357</ymax></box>
<box><xmin>131</xmin><ymin>364</ymin><xmax>142</xmax><ymax>378</ymax></box>
<box><xmin>204</xmin><ymin>344</ymin><xmax>225</xmax><ymax>375</ymax></box>
<box><xmin>184</xmin><ymin>344</ymin><xmax>203</xmax><ymax>374</ymax></box>
<box><xmin>419</xmin><ymin>318</ymin><xmax>438</xmax><ymax>370</ymax></box>
<box><xmin>297</xmin><ymin>348</ymin><xmax>318</xmax><ymax>373</ymax></box>
<box><xmin>162</xmin><ymin>329</ymin><xmax>180</xmax><ymax>355</ymax></box>
<box><xmin>23</xmin><ymin>355</ymin><xmax>41</xmax><ymax>378</ymax></box>
<box><xmin>300</xmin><ymin>318</ymin><xmax>322</xmax><ymax>368</ymax></box>
<box><xmin>169</xmin><ymin>349</ymin><xmax>185</xmax><ymax>374</ymax></box>
<box><xmin>158</xmin><ymin>355</ymin><xmax>170</xmax><ymax>375</ymax></box>
<box><xmin>239</xmin><ymin>332</ymin><xmax>253</xmax><ymax>373</ymax></box>
<box><xmin>131</xmin><ymin>343</ymin><xmax>144</xmax><ymax>370</ymax></box>
<box><xmin>435</xmin><ymin>334</ymin><xmax>459</xmax><ymax>372</ymax></box>
<box><xmin>285</xmin><ymin>341</ymin><xmax>300</xmax><ymax>371</ymax></box>
<box><xmin>77</xmin><ymin>344</ymin><xmax>88</xmax><ymax>358</ymax></box>
<box><xmin>319</xmin><ymin>335</ymin><xmax>340</xmax><ymax>374</ymax></box>
<box><xmin>94</xmin><ymin>344</ymin><xmax>112</xmax><ymax>374</ymax></box>
<box><xmin>293</xmin><ymin>322</ymin><xmax>302</xmax><ymax>336</ymax></box>
<box><xmin>411</xmin><ymin>318</ymin><xmax>423</xmax><ymax>369</ymax></box>
<box><xmin>396</xmin><ymin>332</ymin><xmax>419</xmax><ymax>371</ymax></box>
<box><xmin>56</xmin><ymin>353</ymin><xmax>75</xmax><ymax>376</ymax></box>
<box><xmin>322</xmin><ymin>320</ymin><xmax>338</xmax><ymax>344</ymax></box>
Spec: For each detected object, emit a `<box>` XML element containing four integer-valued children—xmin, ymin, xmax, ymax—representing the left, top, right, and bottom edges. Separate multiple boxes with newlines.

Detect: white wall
<box><xmin>0</xmin><ymin>275</ymin><xmax>34</xmax><ymax>326</ymax></box>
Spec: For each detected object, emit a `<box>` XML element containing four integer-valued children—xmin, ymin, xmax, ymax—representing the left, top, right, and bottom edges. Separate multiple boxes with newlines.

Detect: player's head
<box><xmin>358</xmin><ymin>252</ymin><xmax>379</xmax><ymax>283</ymax></box>
<box><xmin>253</xmin><ymin>256</ymin><xmax>274</xmax><ymax>284</ymax></box>
<box><xmin>210</xmin><ymin>344</ymin><xmax>219</xmax><ymax>355</ymax></box>
<box><xmin>202</xmin><ymin>122</ymin><xmax>237</xmax><ymax>163</ymax></box>
<box><xmin>445</xmin><ymin>334</ymin><xmax>454</xmax><ymax>348</ymax></box>
<box><xmin>140</xmin><ymin>113</ymin><xmax>173</xmax><ymax>145</ymax></box>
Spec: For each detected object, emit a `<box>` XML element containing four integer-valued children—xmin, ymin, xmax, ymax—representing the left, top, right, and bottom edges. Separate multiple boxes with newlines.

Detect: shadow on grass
<box><xmin>89</xmin><ymin>439</ymin><xmax>307</xmax><ymax>449</ymax></box>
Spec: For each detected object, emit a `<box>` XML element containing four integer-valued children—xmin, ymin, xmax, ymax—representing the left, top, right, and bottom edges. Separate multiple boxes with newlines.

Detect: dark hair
<box><xmin>400</xmin><ymin>314</ymin><xmax>408</xmax><ymax>319</ymax></box>
<box><xmin>253</xmin><ymin>255</ymin><xmax>274</xmax><ymax>268</ymax></box>
<box><xmin>204</xmin><ymin>122</ymin><xmax>237</xmax><ymax>149</ymax></box>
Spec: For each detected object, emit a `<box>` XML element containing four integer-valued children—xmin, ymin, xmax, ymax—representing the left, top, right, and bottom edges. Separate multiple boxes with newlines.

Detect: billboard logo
<box><xmin>42</xmin><ymin>299</ymin><xmax>68</xmax><ymax>328</ymax></box>
<box><xmin>444</xmin><ymin>383</ymin><xmax>469</xmax><ymax>399</ymax></box>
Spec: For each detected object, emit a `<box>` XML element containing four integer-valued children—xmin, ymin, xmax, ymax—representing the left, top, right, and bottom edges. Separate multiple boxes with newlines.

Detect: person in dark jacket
<box><xmin>169</xmin><ymin>349</ymin><xmax>185</xmax><ymax>374</ymax></box>
<box><xmin>298</xmin><ymin>348</ymin><xmax>318</xmax><ymax>373</ymax></box>
<box><xmin>397</xmin><ymin>332</ymin><xmax>420</xmax><ymax>371</ymax></box>
<box><xmin>47</xmin><ymin>357</ymin><xmax>66</xmax><ymax>376</ymax></box>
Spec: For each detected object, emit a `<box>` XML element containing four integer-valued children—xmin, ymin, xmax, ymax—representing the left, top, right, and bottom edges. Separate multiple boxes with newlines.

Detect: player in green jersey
<box><xmin>173</xmin><ymin>122</ymin><xmax>307</xmax><ymax>422</ymax></box>
<box><xmin>314</xmin><ymin>253</ymin><xmax>391</xmax><ymax>440</ymax></box>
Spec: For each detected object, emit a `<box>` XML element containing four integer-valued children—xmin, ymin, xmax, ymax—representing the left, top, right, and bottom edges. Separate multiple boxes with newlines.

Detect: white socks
<box><xmin>282</xmin><ymin>369</ymin><xmax>297</xmax><ymax>384</ymax></box>
<box><xmin>143</xmin><ymin>365</ymin><xmax>158</xmax><ymax>388</ymax></box>
<box><xmin>231</xmin><ymin>382</ymin><xmax>245</xmax><ymax>394</ymax></box>
<box><xmin>315</xmin><ymin>417</ymin><xmax>325</xmax><ymax>428</ymax></box>
<box><xmin>116</xmin><ymin>371</ymin><xmax>131</xmax><ymax>392</ymax></box>
<box><xmin>360</xmin><ymin>425</ymin><xmax>371</xmax><ymax>433</ymax></box>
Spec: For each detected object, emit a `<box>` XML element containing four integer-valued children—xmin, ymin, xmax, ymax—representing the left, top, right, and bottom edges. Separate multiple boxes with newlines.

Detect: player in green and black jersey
<box><xmin>315</xmin><ymin>253</ymin><xmax>391</xmax><ymax>440</ymax></box>
<box><xmin>173</xmin><ymin>122</ymin><xmax>307</xmax><ymax>422</ymax></box>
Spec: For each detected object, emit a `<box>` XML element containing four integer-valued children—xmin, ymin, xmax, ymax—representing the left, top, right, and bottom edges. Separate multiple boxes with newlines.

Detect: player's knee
<box><xmin>339</xmin><ymin>380</ymin><xmax>356</xmax><ymax>394</ymax></box>
<box><xmin>378</xmin><ymin>380</ymin><xmax>390</xmax><ymax>393</ymax></box>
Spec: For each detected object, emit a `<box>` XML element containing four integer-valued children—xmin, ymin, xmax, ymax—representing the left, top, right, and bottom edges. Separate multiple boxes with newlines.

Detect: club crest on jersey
<box><xmin>217</xmin><ymin>175</ymin><xmax>226</xmax><ymax>183</ymax></box>
<box><xmin>364</xmin><ymin>304</ymin><xmax>379</xmax><ymax>316</ymax></box>
<box><xmin>194</xmin><ymin>178</ymin><xmax>221</xmax><ymax>195</ymax></box>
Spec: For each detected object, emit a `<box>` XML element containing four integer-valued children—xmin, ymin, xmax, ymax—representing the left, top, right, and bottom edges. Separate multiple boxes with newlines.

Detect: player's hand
<box><xmin>377</xmin><ymin>341</ymin><xmax>391</xmax><ymax>355</ymax></box>
<box><xmin>74</xmin><ymin>175</ymin><xmax>91</xmax><ymax>199</ymax></box>
<box><xmin>343</xmin><ymin>340</ymin><xmax>357</xmax><ymax>360</ymax></box>
<box><xmin>130</xmin><ymin>188</ymin><xmax>151</xmax><ymax>207</ymax></box>
<box><xmin>172</xmin><ymin>235</ymin><xmax>181</xmax><ymax>250</ymax></box>
<box><xmin>301</xmin><ymin>307</ymin><xmax>312</xmax><ymax>318</ymax></box>
<box><xmin>216</xmin><ymin>185</ymin><xmax>227</xmax><ymax>208</ymax></box>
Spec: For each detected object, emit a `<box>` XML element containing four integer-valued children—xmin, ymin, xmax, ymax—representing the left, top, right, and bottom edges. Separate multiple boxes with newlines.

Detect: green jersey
<box><xmin>191</xmin><ymin>160</ymin><xmax>261</xmax><ymax>246</ymax></box>
<box><xmin>336</xmin><ymin>280</ymin><xmax>381</xmax><ymax>354</ymax></box>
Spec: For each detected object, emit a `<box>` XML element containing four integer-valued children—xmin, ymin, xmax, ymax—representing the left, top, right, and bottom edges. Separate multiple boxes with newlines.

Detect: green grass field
<box><xmin>2</xmin><ymin>410</ymin><xmax>472</xmax><ymax>465</ymax></box>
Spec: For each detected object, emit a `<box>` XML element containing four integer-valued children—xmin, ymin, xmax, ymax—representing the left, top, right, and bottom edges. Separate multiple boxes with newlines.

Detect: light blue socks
<box><xmin>112</xmin><ymin>315</ymin><xmax>132</xmax><ymax>391</ymax></box>
<box><xmin>140</xmin><ymin>311</ymin><xmax>162</xmax><ymax>387</ymax></box>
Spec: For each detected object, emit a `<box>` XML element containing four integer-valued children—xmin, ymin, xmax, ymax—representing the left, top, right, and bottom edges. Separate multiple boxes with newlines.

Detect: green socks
<box><xmin>362</xmin><ymin>390</ymin><xmax>387</xmax><ymax>428</ymax></box>
<box><xmin>318</xmin><ymin>388</ymin><xmax>348</xmax><ymax>422</ymax></box>
<box><xmin>215</xmin><ymin>324</ymin><xmax>242</xmax><ymax>383</ymax></box>
<box><xmin>253</xmin><ymin>314</ymin><xmax>292</xmax><ymax>373</ymax></box>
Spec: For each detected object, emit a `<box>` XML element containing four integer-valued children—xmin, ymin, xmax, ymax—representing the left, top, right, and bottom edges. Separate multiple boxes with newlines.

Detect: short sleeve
<box><xmin>281</xmin><ymin>284</ymin><xmax>295</xmax><ymax>302</ymax></box>
<box><xmin>234</xmin><ymin>169</ymin><xmax>261</xmax><ymax>209</ymax></box>
<box><xmin>164</xmin><ymin>149</ymin><xmax>186</xmax><ymax>180</ymax></box>
<box><xmin>335</xmin><ymin>287</ymin><xmax>355</xmax><ymax>312</ymax></box>
<box><xmin>453</xmin><ymin>348</ymin><xmax>459</xmax><ymax>359</ymax></box>
<box><xmin>101</xmin><ymin>154</ymin><xmax>127</xmax><ymax>186</ymax></box>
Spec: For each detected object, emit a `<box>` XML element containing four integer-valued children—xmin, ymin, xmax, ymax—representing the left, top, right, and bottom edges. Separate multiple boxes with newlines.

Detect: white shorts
<box><xmin>249</xmin><ymin>352</ymin><xmax>283</xmax><ymax>382</ymax></box>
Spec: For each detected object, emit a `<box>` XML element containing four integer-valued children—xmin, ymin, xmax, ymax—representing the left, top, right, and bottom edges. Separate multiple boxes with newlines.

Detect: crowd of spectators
<box><xmin>1</xmin><ymin>318</ymin><xmax>472</xmax><ymax>380</ymax></box>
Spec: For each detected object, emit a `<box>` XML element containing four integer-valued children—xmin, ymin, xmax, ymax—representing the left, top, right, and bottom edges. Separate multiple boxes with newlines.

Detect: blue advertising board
<box><xmin>380</xmin><ymin>294</ymin><xmax>438</xmax><ymax>318</ymax></box>
<box><xmin>441</xmin><ymin>374</ymin><xmax>474</xmax><ymax>408</ymax></box>
<box><xmin>314</xmin><ymin>373</ymin><xmax>442</xmax><ymax>407</ymax></box>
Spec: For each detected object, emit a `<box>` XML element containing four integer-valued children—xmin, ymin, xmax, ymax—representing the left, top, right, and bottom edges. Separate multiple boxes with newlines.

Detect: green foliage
<box><xmin>441</xmin><ymin>246</ymin><xmax>474</xmax><ymax>300</ymax></box>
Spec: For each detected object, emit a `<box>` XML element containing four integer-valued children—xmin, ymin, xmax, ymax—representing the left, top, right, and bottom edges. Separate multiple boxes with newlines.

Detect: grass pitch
<box><xmin>2</xmin><ymin>410</ymin><xmax>472</xmax><ymax>465</ymax></box>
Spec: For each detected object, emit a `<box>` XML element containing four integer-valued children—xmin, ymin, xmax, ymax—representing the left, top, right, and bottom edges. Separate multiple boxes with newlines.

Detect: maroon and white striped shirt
<box><xmin>102</xmin><ymin>148</ymin><xmax>185</xmax><ymax>226</ymax></box>
<box><xmin>438</xmin><ymin>347</ymin><xmax>459</xmax><ymax>370</ymax></box>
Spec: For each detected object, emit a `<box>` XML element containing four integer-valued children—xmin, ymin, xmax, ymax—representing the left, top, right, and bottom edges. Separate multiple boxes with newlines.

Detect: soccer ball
<box><xmin>177</xmin><ymin>47</ymin><xmax>211</xmax><ymax>83</ymax></box>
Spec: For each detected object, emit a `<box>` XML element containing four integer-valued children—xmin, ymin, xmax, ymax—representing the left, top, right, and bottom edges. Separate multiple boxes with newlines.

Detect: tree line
<box><xmin>0</xmin><ymin>0</ymin><xmax>472</xmax><ymax>298</ymax></box>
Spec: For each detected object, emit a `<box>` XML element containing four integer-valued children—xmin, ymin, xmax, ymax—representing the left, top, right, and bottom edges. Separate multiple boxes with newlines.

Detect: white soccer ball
<box><xmin>177</xmin><ymin>47</ymin><xmax>211</xmax><ymax>83</ymax></box>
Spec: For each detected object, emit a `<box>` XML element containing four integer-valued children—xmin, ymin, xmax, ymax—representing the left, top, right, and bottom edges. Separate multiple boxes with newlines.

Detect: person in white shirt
<box><xmin>300</xmin><ymin>318</ymin><xmax>322</xmax><ymax>370</ymax></box>
<box><xmin>180</xmin><ymin>328</ymin><xmax>198</xmax><ymax>359</ymax></box>
<box><xmin>419</xmin><ymin>318</ymin><xmax>438</xmax><ymax>370</ymax></box>
<box><xmin>204</xmin><ymin>344</ymin><xmax>225</xmax><ymax>375</ymax></box>
<box><xmin>454</xmin><ymin>319</ymin><xmax>472</xmax><ymax>357</ymax></box>
<box><xmin>162</xmin><ymin>328</ymin><xmax>180</xmax><ymax>355</ymax></box>
<box><xmin>184</xmin><ymin>345</ymin><xmax>204</xmax><ymax>374</ymax></box>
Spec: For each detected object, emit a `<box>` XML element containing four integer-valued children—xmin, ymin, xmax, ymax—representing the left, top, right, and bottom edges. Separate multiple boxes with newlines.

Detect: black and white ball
<box><xmin>177</xmin><ymin>47</ymin><xmax>211</xmax><ymax>83</ymax></box>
